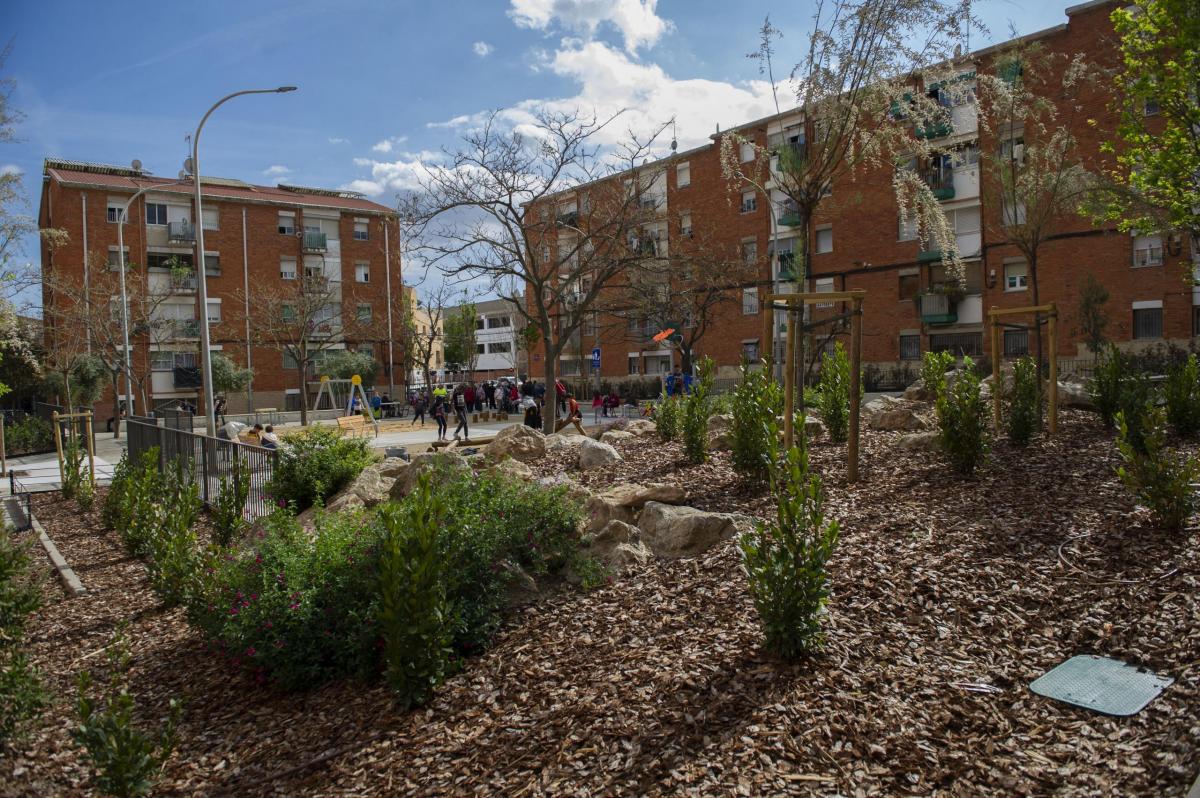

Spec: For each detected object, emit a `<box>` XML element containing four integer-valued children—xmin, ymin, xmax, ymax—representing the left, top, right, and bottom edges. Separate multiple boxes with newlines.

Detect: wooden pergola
<box><xmin>761</xmin><ymin>289</ymin><xmax>866</xmax><ymax>483</ymax></box>
<box><xmin>987</xmin><ymin>303</ymin><xmax>1058</xmax><ymax>435</ymax></box>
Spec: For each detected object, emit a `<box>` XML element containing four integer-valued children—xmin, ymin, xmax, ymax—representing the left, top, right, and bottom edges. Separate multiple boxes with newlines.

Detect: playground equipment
<box><xmin>988</xmin><ymin>303</ymin><xmax>1058</xmax><ymax>435</ymax></box>
<box><xmin>311</xmin><ymin>374</ymin><xmax>379</xmax><ymax>437</ymax></box>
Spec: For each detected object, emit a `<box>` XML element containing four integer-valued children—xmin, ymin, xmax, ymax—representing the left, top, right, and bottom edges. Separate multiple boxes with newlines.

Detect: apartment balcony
<box><xmin>915</xmin><ymin>120</ymin><xmax>953</xmax><ymax>140</ymax></box>
<box><xmin>170</xmin><ymin>319</ymin><xmax>201</xmax><ymax>338</ymax></box>
<box><xmin>169</xmin><ymin>272</ymin><xmax>197</xmax><ymax>293</ymax></box>
<box><xmin>302</xmin><ymin>231</ymin><xmax>327</xmax><ymax>252</ymax></box>
<box><xmin>916</xmin><ymin>292</ymin><xmax>957</xmax><ymax>325</ymax></box>
<box><xmin>921</xmin><ymin>167</ymin><xmax>955</xmax><ymax>200</ymax></box>
<box><xmin>556</xmin><ymin>211</ymin><xmax>579</xmax><ymax>227</ymax></box>
<box><xmin>917</xmin><ymin>248</ymin><xmax>943</xmax><ymax>263</ymax></box>
<box><xmin>167</xmin><ymin>221</ymin><xmax>195</xmax><ymax>244</ymax></box>
<box><xmin>302</xmin><ymin>273</ymin><xmax>331</xmax><ymax>292</ymax></box>
<box><xmin>172</xmin><ymin>366</ymin><xmax>202</xmax><ymax>389</ymax></box>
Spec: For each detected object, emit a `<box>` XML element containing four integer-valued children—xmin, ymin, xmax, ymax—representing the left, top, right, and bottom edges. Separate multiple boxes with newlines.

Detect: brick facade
<box><xmin>39</xmin><ymin>161</ymin><xmax>403</xmax><ymax>417</ymax></box>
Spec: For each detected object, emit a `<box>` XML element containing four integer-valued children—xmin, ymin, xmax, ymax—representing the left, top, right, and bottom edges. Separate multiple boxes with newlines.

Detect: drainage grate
<box><xmin>1030</xmin><ymin>655</ymin><xmax>1173</xmax><ymax>716</ymax></box>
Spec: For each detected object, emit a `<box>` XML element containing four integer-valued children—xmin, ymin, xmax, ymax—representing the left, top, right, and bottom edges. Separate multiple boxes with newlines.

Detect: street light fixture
<box><xmin>191</xmin><ymin>86</ymin><xmax>297</xmax><ymax>436</ymax></box>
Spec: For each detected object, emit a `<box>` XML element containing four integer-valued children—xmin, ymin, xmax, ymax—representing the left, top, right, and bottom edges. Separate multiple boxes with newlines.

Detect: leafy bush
<box><xmin>212</xmin><ymin>456</ymin><xmax>251</xmax><ymax>548</ymax></box>
<box><xmin>739</xmin><ymin>436</ymin><xmax>839</xmax><ymax>659</ymax></box>
<box><xmin>1163</xmin><ymin>353</ymin><xmax>1200</xmax><ymax>438</ymax></box>
<box><xmin>731</xmin><ymin>361</ymin><xmax>783</xmax><ymax>482</ymax></box>
<box><xmin>120</xmin><ymin>452</ymin><xmax>167</xmax><ymax>557</ymax></box>
<box><xmin>920</xmin><ymin>350</ymin><xmax>955</xmax><ymax>399</ymax></box>
<box><xmin>143</xmin><ymin>462</ymin><xmax>202</xmax><ymax>608</ymax></box>
<box><xmin>377</xmin><ymin>474</ymin><xmax>453</xmax><ymax>707</ymax></box>
<box><xmin>680</xmin><ymin>357</ymin><xmax>716</xmax><ymax>464</ymax></box>
<box><xmin>1116</xmin><ymin>405</ymin><xmax>1200</xmax><ymax>530</ymax></box>
<box><xmin>73</xmin><ymin>629</ymin><xmax>181</xmax><ymax>798</ymax></box>
<box><xmin>101</xmin><ymin>453</ymin><xmax>134</xmax><ymax>532</ymax></box>
<box><xmin>1117</xmin><ymin>371</ymin><xmax>1154</xmax><ymax>455</ymax></box>
<box><xmin>1090</xmin><ymin>344</ymin><xmax>1124</xmax><ymax>428</ymax></box>
<box><xmin>62</xmin><ymin>436</ymin><xmax>93</xmax><ymax>509</ymax></box>
<box><xmin>655</xmin><ymin>393</ymin><xmax>681</xmax><ymax>441</ymax></box>
<box><xmin>1006</xmin><ymin>356</ymin><xmax>1040</xmax><ymax>445</ymax></box>
<box><xmin>267</xmin><ymin>426</ymin><xmax>373</xmax><ymax>510</ymax></box>
<box><xmin>0</xmin><ymin>525</ymin><xmax>45</xmax><ymax>743</ymax></box>
<box><xmin>3</xmin><ymin>415</ymin><xmax>52</xmax><ymax>456</ymax></box>
<box><xmin>816</xmin><ymin>342</ymin><xmax>852</xmax><ymax>443</ymax></box>
<box><xmin>935</xmin><ymin>355</ymin><xmax>989</xmax><ymax>475</ymax></box>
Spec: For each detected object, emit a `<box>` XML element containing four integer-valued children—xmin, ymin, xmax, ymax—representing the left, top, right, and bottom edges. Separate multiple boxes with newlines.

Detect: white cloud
<box><xmin>341</xmin><ymin>155</ymin><xmax>431</xmax><ymax>197</ymax></box>
<box><xmin>328</xmin><ymin>137</ymin><xmax>350</xmax><ymax>145</ymax></box>
<box><xmin>262</xmin><ymin>164</ymin><xmax>291</xmax><ymax>177</ymax></box>
<box><xmin>0</xmin><ymin>164</ymin><xmax>23</xmax><ymax>177</ymax></box>
<box><xmin>473</xmin><ymin>41</ymin><xmax>495</xmax><ymax>57</ymax></box>
<box><xmin>371</xmin><ymin>135</ymin><xmax>409</xmax><ymax>154</ymax></box>
<box><xmin>509</xmin><ymin>0</ymin><xmax>671</xmax><ymax>53</ymax></box>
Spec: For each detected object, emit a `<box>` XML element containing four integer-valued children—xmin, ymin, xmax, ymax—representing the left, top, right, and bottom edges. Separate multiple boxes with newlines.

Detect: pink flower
<box><xmin>246</xmin><ymin>646</ymin><xmax>257</xmax><ymax>657</ymax></box>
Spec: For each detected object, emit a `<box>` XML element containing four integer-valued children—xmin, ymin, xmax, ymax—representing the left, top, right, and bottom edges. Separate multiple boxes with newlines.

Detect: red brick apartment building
<box><xmin>528</xmin><ymin>0</ymin><xmax>1198</xmax><ymax>384</ymax></box>
<box><xmin>40</xmin><ymin>160</ymin><xmax>402</xmax><ymax>416</ymax></box>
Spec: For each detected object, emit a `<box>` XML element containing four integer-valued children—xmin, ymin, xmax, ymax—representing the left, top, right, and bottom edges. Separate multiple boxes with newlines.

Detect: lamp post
<box><xmin>191</xmin><ymin>86</ymin><xmax>297</xmax><ymax>435</ymax></box>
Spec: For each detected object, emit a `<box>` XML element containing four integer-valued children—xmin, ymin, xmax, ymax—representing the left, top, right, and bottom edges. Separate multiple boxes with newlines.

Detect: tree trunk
<box><xmin>110</xmin><ymin>374</ymin><xmax>122</xmax><ymax>439</ymax></box>
<box><xmin>298</xmin><ymin>359</ymin><xmax>309</xmax><ymax>427</ymax></box>
<box><xmin>541</xmin><ymin>335</ymin><xmax>558</xmax><ymax>435</ymax></box>
<box><xmin>1030</xmin><ymin>253</ymin><xmax>1043</xmax><ymax>381</ymax></box>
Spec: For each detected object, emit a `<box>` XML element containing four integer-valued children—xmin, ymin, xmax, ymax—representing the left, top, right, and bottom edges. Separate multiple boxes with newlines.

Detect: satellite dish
<box><xmin>178</xmin><ymin>170</ymin><xmax>187</xmax><ymax>180</ymax></box>
<box><xmin>131</xmin><ymin>159</ymin><xmax>143</xmax><ymax>172</ymax></box>
<box><xmin>183</xmin><ymin>157</ymin><xmax>194</xmax><ymax>174</ymax></box>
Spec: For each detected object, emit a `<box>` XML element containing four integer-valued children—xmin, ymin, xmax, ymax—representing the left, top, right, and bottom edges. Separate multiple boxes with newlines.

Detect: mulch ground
<box><xmin>5</xmin><ymin>409</ymin><xmax>1198</xmax><ymax>796</ymax></box>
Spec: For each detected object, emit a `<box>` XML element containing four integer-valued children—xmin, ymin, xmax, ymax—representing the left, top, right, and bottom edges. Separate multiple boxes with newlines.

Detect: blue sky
<box><xmin>4</xmin><ymin>0</ymin><xmax>1080</xmax><ymax>291</ymax></box>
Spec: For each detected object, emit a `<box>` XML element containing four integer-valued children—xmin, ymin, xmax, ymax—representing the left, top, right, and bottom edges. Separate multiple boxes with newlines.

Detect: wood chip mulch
<box><xmin>4</xmin><ymin>409</ymin><xmax>1198</xmax><ymax>796</ymax></box>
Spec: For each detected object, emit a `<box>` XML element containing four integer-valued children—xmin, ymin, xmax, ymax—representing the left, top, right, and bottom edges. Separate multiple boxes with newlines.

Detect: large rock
<box><xmin>868</xmin><ymin>403</ymin><xmax>927</xmax><ymax>431</ymax></box>
<box><xmin>1057</xmin><ymin>380</ymin><xmax>1095</xmax><ymax>410</ymax></box>
<box><xmin>599</xmin><ymin>429</ymin><xmax>635</xmax><ymax>445</ymax></box>
<box><xmin>804</xmin><ymin>416</ymin><xmax>826</xmax><ymax>439</ymax></box>
<box><xmin>578</xmin><ymin>438</ymin><xmax>623</xmax><ymax>470</ymax></box>
<box><xmin>864</xmin><ymin>395</ymin><xmax>902</xmax><ymax>414</ymax></box>
<box><xmin>600</xmin><ymin>482</ymin><xmax>687</xmax><ymax>508</ymax></box>
<box><xmin>488</xmin><ymin>457</ymin><xmax>534</xmax><ymax>481</ymax></box>
<box><xmin>583</xmin><ymin>495</ymin><xmax>636</xmax><ymax>534</ymax></box>
<box><xmin>377</xmin><ymin>457</ymin><xmax>410</xmax><ymax>479</ymax></box>
<box><xmin>388</xmin><ymin>451</ymin><xmax>470</xmax><ymax>499</ymax></box>
<box><xmin>323</xmin><ymin>464</ymin><xmax>392</xmax><ymax>514</ymax></box>
<box><xmin>487</xmin><ymin>424</ymin><xmax>546</xmax><ymax>463</ymax></box>
<box><xmin>708</xmin><ymin>413</ymin><xmax>733</xmax><ymax>433</ymax></box>
<box><xmin>608</xmin><ymin>541</ymin><xmax>653</xmax><ymax>571</ymax></box>
<box><xmin>545</xmin><ymin>432</ymin><xmax>588</xmax><ymax>453</ymax></box>
<box><xmin>625</xmin><ymin>419</ymin><xmax>657</xmax><ymax>437</ymax></box>
<box><xmin>897</xmin><ymin>431</ymin><xmax>940</xmax><ymax>451</ymax></box>
<box><xmin>709</xmin><ymin>430</ymin><xmax>734</xmax><ymax>451</ymax></box>
<box><xmin>637</xmin><ymin>501</ymin><xmax>739</xmax><ymax>558</ymax></box>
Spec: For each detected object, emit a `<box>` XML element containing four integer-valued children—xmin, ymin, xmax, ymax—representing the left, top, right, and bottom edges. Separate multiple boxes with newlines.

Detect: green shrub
<box><xmin>921</xmin><ymin>350</ymin><xmax>955</xmax><ymax>399</ymax></box>
<box><xmin>655</xmin><ymin>393</ymin><xmax>681</xmax><ymax>441</ymax></box>
<box><xmin>935</xmin><ymin>355</ymin><xmax>989</xmax><ymax>475</ymax></box>
<box><xmin>62</xmin><ymin>436</ymin><xmax>93</xmax><ymax>508</ymax></box>
<box><xmin>377</xmin><ymin>474</ymin><xmax>454</xmax><ymax>708</ymax></box>
<box><xmin>121</xmin><ymin>451</ymin><xmax>167</xmax><ymax>557</ymax></box>
<box><xmin>680</xmin><ymin>357</ymin><xmax>716</xmax><ymax>464</ymax></box>
<box><xmin>1090</xmin><ymin>344</ymin><xmax>1124</xmax><ymax>428</ymax></box>
<box><xmin>267</xmin><ymin>426</ymin><xmax>373</xmax><ymax>510</ymax></box>
<box><xmin>1006</xmin><ymin>356</ymin><xmax>1040</xmax><ymax>445</ymax></box>
<box><xmin>143</xmin><ymin>462</ymin><xmax>201</xmax><ymax>608</ymax></box>
<box><xmin>1117</xmin><ymin>371</ymin><xmax>1154</xmax><ymax>455</ymax></box>
<box><xmin>3</xmin><ymin>416</ymin><xmax>53</xmax><ymax>456</ymax></box>
<box><xmin>73</xmin><ymin>628</ymin><xmax>181</xmax><ymax>798</ymax></box>
<box><xmin>1163</xmin><ymin>354</ymin><xmax>1200</xmax><ymax>438</ymax></box>
<box><xmin>0</xmin><ymin>525</ymin><xmax>45</xmax><ymax>743</ymax></box>
<box><xmin>212</xmin><ymin>456</ymin><xmax>251</xmax><ymax>548</ymax></box>
<box><xmin>816</xmin><ymin>342</ymin><xmax>852</xmax><ymax>443</ymax></box>
<box><xmin>101</xmin><ymin>453</ymin><xmax>133</xmax><ymax>532</ymax></box>
<box><xmin>739</xmin><ymin>435</ymin><xmax>839</xmax><ymax>659</ymax></box>
<box><xmin>1116</xmin><ymin>405</ymin><xmax>1200</xmax><ymax>530</ymax></box>
<box><xmin>731</xmin><ymin>361</ymin><xmax>783</xmax><ymax>482</ymax></box>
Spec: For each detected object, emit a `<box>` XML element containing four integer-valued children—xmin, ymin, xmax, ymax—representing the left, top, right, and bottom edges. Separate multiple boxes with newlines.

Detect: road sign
<box><xmin>591</xmin><ymin>347</ymin><xmax>601</xmax><ymax>369</ymax></box>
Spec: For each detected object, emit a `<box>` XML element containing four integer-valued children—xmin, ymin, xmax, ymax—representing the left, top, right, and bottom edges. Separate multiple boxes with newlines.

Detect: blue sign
<box><xmin>591</xmin><ymin>347</ymin><xmax>601</xmax><ymax>369</ymax></box>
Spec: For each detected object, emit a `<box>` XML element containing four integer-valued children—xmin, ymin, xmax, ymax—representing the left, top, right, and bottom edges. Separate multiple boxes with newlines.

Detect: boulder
<box><xmin>583</xmin><ymin>495</ymin><xmax>636</xmax><ymax>534</ymax></box>
<box><xmin>708</xmin><ymin>413</ymin><xmax>733</xmax><ymax>433</ymax></box>
<box><xmin>804</xmin><ymin>416</ymin><xmax>826</xmax><ymax>439</ymax></box>
<box><xmin>897</xmin><ymin>431</ymin><xmax>940</xmax><ymax>451</ymax></box>
<box><xmin>488</xmin><ymin>457</ymin><xmax>534</xmax><ymax>481</ymax></box>
<box><xmin>864</xmin><ymin>395</ymin><xmax>902</xmax><ymax>414</ymax></box>
<box><xmin>377</xmin><ymin>457</ymin><xmax>410</xmax><ymax>479</ymax></box>
<box><xmin>388</xmin><ymin>451</ymin><xmax>469</xmax><ymax>499</ymax></box>
<box><xmin>903</xmin><ymin>370</ymin><xmax>965</xmax><ymax>402</ymax></box>
<box><xmin>600</xmin><ymin>429</ymin><xmax>635</xmax><ymax>445</ymax></box>
<box><xmin>578</xmin><ymin>438</ymin><xmax>623</xmax><ymax>470</ymax></box>
<box><xmin>867</xmin><ymin>404</ymin><xmax>927</xmax><ymax>431</ymax></box>
<box><xmin>589</xmin><ymin>518</ymin><xmax>637</xmax><ymax>550</ymax></box>
<box><xmin>1057</xmin><ymin>380</ymin><xmax>1096</xmax><ymax>410</ymax></box>
<box><xmin>637</xmin><ymin>501</ymin><xmax>739</xmax><ymax>558</ymax></box>
<box><xmin>625</xmin><ymin>419</ymin><xmax>657</xmax><ymax>437</ymax></box>
<box><xmin>607</xmin><ymin>541</ymin><xmax>653</xmax><ymax>571</ymax></box>
<box><xmin>709</xmin><ymin>431</ymin><xmax>734</xmax><ymax>451</ymax></box>
<box><xmin>600</xmin><ymin>482</ymin><xmax>687</xmax><ymax>508</ymax></box>
<box><xmin>487</xmin><ymin>424</ymin><xmax>546</xmax><ymax>463</ymax></box>
<box><xmin>545</xmin><ymin>432</ymin><xmax>588</xmax><ymax>453</ymax></box>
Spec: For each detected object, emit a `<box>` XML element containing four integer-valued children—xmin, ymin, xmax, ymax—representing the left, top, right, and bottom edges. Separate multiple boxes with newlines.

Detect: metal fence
<box><xmin>126</xmin><ymin>417</ymin><xmax>279</xmax><ymax>521</ymax></box>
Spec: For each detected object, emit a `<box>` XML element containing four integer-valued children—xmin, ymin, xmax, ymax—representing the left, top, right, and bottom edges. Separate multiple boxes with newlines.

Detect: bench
<box><xmin>336</xmin><ymin>414</ymin><xmax>369</xmax><ymax>438</ymax></box>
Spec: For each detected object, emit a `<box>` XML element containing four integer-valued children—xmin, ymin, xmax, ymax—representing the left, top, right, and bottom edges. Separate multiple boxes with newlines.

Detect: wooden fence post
<box><xmin>783</xmin><ymin>311</ymin><xmax>797</xmax><ymax>451</ymax></box>
<box><xmin>990</xmin><ymin>309</ymin><xmax>1002</xmax><ymax>430</ymax></box>
<box><xmin>848</xmin><ymin>295</ymin><xmax>863</xmax><ymax>483</ymax></box>
<box><xmin>1047</xmin><ymin>305</ymin><xmax>1058</xmax><ymax>435</ymax></box>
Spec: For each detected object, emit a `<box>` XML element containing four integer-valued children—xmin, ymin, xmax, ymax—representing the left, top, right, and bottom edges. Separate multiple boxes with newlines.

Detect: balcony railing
<box><xmin>916</xmin><ymin>292</ymin><xmax>957</xmax><ymax>325</ymax></box>
<box><xmin>917</xmin><ymin>248</ymin><xmax>942</xmax><ymax>263</ymax></box>
<box><xmin>169</xmin><ymin>272</ymin><xmax>198</xmax><ymax>292</ymax></box>
<box><xmin>302</xmin><ymin>231</ymin><xmax>327</xmax><ymax>252</ymax></box>
<box><xmin>167</xmin><ymin>221</ymin><xmax>196</xmax><ymax>243</ymax></box>
<box><xmin>171</xmin><ymin>319</ymin><xmax>201</xmax><ymax>338</ymax></box>
<box><xmin>921</xmin><ymin>167</ymin><xmax>955</xmax><ymax>200</ymax></box>
<box><xmin>915</xmin><ymin>120</ymin><xmax>953</xmax><ymax>140</ymax></box>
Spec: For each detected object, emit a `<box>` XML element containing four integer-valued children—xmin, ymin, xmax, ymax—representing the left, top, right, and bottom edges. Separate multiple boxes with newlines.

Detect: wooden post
<box><xmin>84</xmin><ymin>411</ymin><xmax>96</xmax><ymax>490</ymax></box>
<box><xmin>783</xmin><ymin>310</ymin><xmax>797</xmax><ymax>451</ymax></box>
<box><xmin>990</xmin><ymin>308</ymin><xmax>1002</xmax><ymax>430</ymax></box>
<box><xmin>761</xmin><ymin>297</ymin><xmax>774</xmax><ymax>371</ymax></box>
<box><xmin>52</xmin><ymin>411</ymin><xmax>65</xmax><ymax>486</ymax></box>
<box><xmin>1047</xmin><ymin>305</ymin><xmax>1058</xmax><ymax>436</ymax></box>
<box><xmin>848</xmin><ymin>296</ymin><xmax>862</xmax><ymax>483</ymax></box>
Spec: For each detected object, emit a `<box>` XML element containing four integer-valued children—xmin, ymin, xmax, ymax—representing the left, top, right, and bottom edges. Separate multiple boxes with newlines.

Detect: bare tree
<box><xmin>399</xmin><ymin>281</ymin><xmax>454</xmax><ymax>391</ymax></box>
<box><xmin>402</xmin><ymin>109</ymin><xmax>670</xmax><ymax>433</ymax></box>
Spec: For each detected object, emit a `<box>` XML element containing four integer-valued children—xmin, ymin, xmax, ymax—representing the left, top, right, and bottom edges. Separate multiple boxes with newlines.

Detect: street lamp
<box><xmin>191</xmin><ymin>86</ymin><xmax>297</xmax><ymax>436</ymax></box>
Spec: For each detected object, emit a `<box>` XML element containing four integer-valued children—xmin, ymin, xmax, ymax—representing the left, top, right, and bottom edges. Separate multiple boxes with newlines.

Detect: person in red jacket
<box><xmin>464</xmin><ymin>383</ymin><xmax>476</xmax><ymax>410</ymax></box>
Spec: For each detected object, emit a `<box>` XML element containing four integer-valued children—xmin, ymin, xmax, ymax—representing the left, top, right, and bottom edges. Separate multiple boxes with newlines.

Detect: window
<box><xmin>541</xmin><ymin>246</ymin><xmax>551</xmax><ymax>265</ymax></box>
<box><xmin>676</xmin><ymin>161</ymin><xmax>691</xmax><ymax>187</ymax></box>
<box><xmin>899</xmin><ymin>212</ymin><xmax>918</xmax><ymax>241</ymax></box>
<box><xmin>107</xmin><ymin>203</ymin><xmax>125</xmax><ymax>223</ymax></box>
<box><xmin>899</xmin><ymin>271</ymin><xmax>920</xmax><ymax>301</ymax></box>
<box><xmin>628</xmin><ymin>356</ymin><xmax>639</xmax><ymax>375</ymax></box>
<box><xmin>201</xmin><ymin>207</ymin><xmax>219</xmax><ymax>231</ymax></box>
<box><xmin>206</xmin><ymin>301</ymin><xmax>221</xmax><ymax>323</ymax></box>
<box><xmin>999</xmin><ymin>135</ymin><xmax>1025</xmax><ymax>165</ymax></box>
<box><xmin>354</xmin><ymin>220</ymin><xmax>369</xmax><ymax>240</ymax></box>
<box><xmin>355</xmin><ymin>262</ymin><xmax>370</xmax><ymax>283</ymax></box>
<box><xmin>1132</xmin><ymin>234</ymin><xmax>1164</xmax><ymax>267</ymax></box>
<box><xmin>1003</xmin><ymin>328</ymin><xmax>1029</xmax><ymax>357</ymax></box>
<box><xmin>815</xmin><ymin>226</ymin><xmax>833</xmax><ymax>254</ymax></box>
<box><xmin>489</xmin><ymin>315</ymin><xmax>511</xmax><ymax>329</ymax></box>
<box><xmin>680</xmin><ymin>213</ymin><xmax>692</xmax><ymax>237</ymax></box>
<box><xmin>357</xmin><ymin>343</ymin><xmax>374</xmax><ymax>358</ymax></box>
<box><xmin>1002</xmin><ymin>198</ymin><xmax>1027</xmax><ymax>226</ymax></box>
<box><xmin>1194</xmin><ymin>306</ymin><xmax>1200</xmax><ymax>337</ymax></box>
<box><xmin>814</xmin><ymin>277</ymin><xmax>834</xmax><ymax>308</ymax></box>
<box><xmin>560</xmin><ymin>359</ymin><xmax>580</xmax><ymax>377</ymax></box>
<box><xmin>282</xmin><ymin>304</ymin><xmax>297</xmax><ymax>323</ymax></box>
<box><xmin>146</xmin><ymin>203</ymin><xmax>168</xmax><ymax>225</ymax></box>
<box><xmin>742</xmin><ymin>287</ymin><xmax>759</xmax><ymax>315</ymax></box>
<box><xmin>283</xmin><ymin>351</ymin><xmax>299</xmax><ymax>370</ymax></box>
<box><xmin>954</xmin><ymin>143</ymin><xmax>980</xmax><ymax>167</ymax></box>
<box><xmin>1132</xmin><ymin>303</ymin><xmax>1163</xmax><ymax>339</ymax></box>
<box><xmin>929</xmin><ymin>332</ymin><xmax>983</xmax><ymax>357</ymax></box>
<box><xmin>357</xmin><ymin>304</ymin><xmax>372</xmax><ymax>323</ymax></box>
<box><xmin>740</xmin><ymin>142</ymin><xmax>755</xmax><ymax>162</ymax></box>
<box><xmin>1144</xmin><ymin>97</ymin><xmax>1160</xmax><ymax>116</ymax></box>
<box><xmin>582</xmin><ymin>313</ymin><xmax>597</xmax><ymax>337</ymax></box>
<box><xmin>150</xmin><ymin>351</ymin><xmax>175</xmax><ymax>371</ymax></box>
<box><xmin>280</xmin><ymin>257</ymin><xmax>297</xmax><ymax>280</ymax></box>
<box><xmin>742</xmin><ymin>340</ymin><xmax>760</xmax><ymax>363</ymax></box>
<box><xmin>742</xmin><ymin>240</ymin><xmax>758</xmax><ymax>265</ymax></box>
<box><xmin>107</xmin><ymin>248</ymin><xmax>129</xmax><ymax>270</ymax></box>
<box><xmin>1004</xmin><ymin>260</ymin><xmax>1028</xmax><ymax>291</ymax></box>
<box><xmin>899</xmin><ymin>334</ymin><xmax>921</xmax><ymax>361</ymax></box>
<box><xmin>489</xmin><ymin>341</ymin><xmax>511</xmax><ymax>354</ymax></box>
<box><xmin>204</xmin><ymin>254</ymin><xmax>220</xmax><ymax>276</ymax></box>
<box><xmin>474</xmin><ymin>316</ymin><xmax>487</xmax><ymax>331</ymax></box>
<box><xmin>278</xmin><ymin>212</ymin><xmax>295</xmax><ymax>235</ymax></box>
<box><xmin>473</xmin><ymin>343</ymin><xmax>486</xmax><ymax>355</ymax></box>
<box><xmin>147</xmin><ymin>252</ymin><xmax>192</xmax><ymax>270</ymax></box>
<box><xmin>741</xmin><ymin>191</ymin><xmax>757</xmax><ymax>213</ymax></box>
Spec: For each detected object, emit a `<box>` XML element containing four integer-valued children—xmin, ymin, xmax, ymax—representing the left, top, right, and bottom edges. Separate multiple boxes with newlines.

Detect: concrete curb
<box><xmin>4</xmin><ymin>497</ymin><xmax>87</xmax><ymax>596</ymax></box>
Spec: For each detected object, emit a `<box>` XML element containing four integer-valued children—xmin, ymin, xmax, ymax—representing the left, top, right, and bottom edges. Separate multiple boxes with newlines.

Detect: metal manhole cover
<box><xmin>1030</xmin><ymin>655</ymin><xmax>1173</xmax><ymax>716</ymax></box>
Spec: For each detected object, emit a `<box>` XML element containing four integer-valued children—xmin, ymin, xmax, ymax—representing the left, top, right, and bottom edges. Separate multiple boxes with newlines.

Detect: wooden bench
<box><xmin>336</xmin><ymin>414</ymin><xmax>369</xmax><ymax>438</ymax></box>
